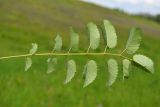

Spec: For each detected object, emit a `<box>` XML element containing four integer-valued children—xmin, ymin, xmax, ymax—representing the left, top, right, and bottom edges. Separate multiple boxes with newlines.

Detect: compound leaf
<box><xmin>25</xmin><ymin>57</ymin><xmax>32</xmax><ymax>71</ymax></box>
<box><xmin>102</xmin><ymin>20</ymin><xmax>117</xmax><ymax>48</ymax></box>
<box><xmin>87</xmin><ymin>22</ymin><xmax>100</xmax><ymax>50</ymax></box>
<box><xmin>83</xmin><ymin>60</ymin><xmax>97</xmax><ymax>88</ymax></box>
<box><xmin>123</xmin><ymin>59</ymin><xmax>131</xmax><ymax>79</ymax></box>
<box><xmin>107</xmin><ymin>59</ymin><xmax>118</xmax><ymax>87</ymax></box>
<box><xmin>29</xmin><ymin>43</ymin><xmax>38</xmax><ymax>55</ymax></box>
<box><xmin>133</xmin><ymin>54</ymin><xmax>154</xmax><ymax>73</ymax></box>
<box><xmin>64</xmin><ymin>59</ymin><xmax>77</xmax><ymax>84</ymax></box>
<box><xmin>47</xmin><ymin>58</ymin><xmax>57</xmax><ymax>74</ymax></box>
<box><xmin>53</xmin><ymin>35</ymin><xmax>62</xmax><ymax>51</ymax></box>
<box><xmin>70</xmin><ymin>27</ymin><xmax>79</xmax><ymax>51</ymax></box>
<box><xmin>126</xmin><ymin>28</ymin><xmax>142</xmax><ymax>54</ymax></box>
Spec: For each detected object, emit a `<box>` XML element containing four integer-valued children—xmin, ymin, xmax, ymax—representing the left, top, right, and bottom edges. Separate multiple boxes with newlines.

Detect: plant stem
<box><xmin>103</xmin><ymin>45</ymin><xmax>107</xmax><ymax>53</ymax></box>
<box><xmin>120</xmin><ymin>48</ymin><xmax>127</xmax><ymax>55</ymax></box>
<box><xmin>0</xmin><ymin>52</ymin><xmax>132</xmax><ymax>61</ymax></box>
<box><xmin>86</xmin><ymin>46</ymin><xmax>90</xmax><ymax>53</ymax></box>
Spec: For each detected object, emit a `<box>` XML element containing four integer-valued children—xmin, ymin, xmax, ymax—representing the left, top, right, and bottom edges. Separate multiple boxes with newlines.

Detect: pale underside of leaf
<box><xmin>25</xmin><ymin>57</ymin><xmax>32</xmax><ymax>71</ymax></box>
<box><xmin>64</xmin><ymin>59</ymin><xmax>77</xmax><ymax>84</ymax></box>
<box><xmin>126</xmin><ymin>28</ymin><xmax>142</xmax><ymax>54</ymax></box>
<box><xmin>70</xmin><ymin>27</ymin><xmax>79</xmax><ymax>51</ymax></box>
<box><xmin>83</xmin><ymin>60</ymin><xmax>97</xmax><ymax>88</ymax></box>
<box><xmin>123</xmin><ymin>59</ymin><xmax>131</xmax><ymax>79</ymax></box>
<box><xmin>107</xmin><ymin>59</ymin><xmax>118</xmax><ymax>87</ymax></box>
<box><xmin>53</xmin><ymin>35</ymin><xmax>62</xmax><ymax>52</ymax></box>
<box><xmin>103</xmin><ymin>20</ymin><xmax>117</xmax><ymax>48</ymax></box>
<box><xmin>87</xmin><ymin>22</ymin><xmax>100</xmax><ymax>50</ymax></box>
<box><xmin>29</xmin><ymin>43</ymin><xmax>38</xmax><ymax>55</ymax></box>
<box><xmin>133</xmin><ymin>54</ymin><xmax>154</xmax><ymax>73</ymax></box>
<box><xmin>47</xmin><ymin>58</ymin><xmax>57</xmax><ymax>74</ymax></box>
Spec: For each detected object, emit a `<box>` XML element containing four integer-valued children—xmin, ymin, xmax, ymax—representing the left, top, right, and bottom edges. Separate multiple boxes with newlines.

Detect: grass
<box><xmin>0</xmin><ymin>0</ymin><xmax>160</xmax><ymax>107</ymax></box>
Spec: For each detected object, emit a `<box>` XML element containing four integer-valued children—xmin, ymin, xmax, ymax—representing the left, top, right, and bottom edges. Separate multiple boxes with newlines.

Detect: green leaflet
<box><xmin>64</xmin><ymin>59</ymin><xmax>77</xmax><ymax>84</ymax></box>
<box><xmin>102</xmin><ymin>20</ymin><xmax>117</xmax><ymax>48</ymax></box>
<box><xmin>25</xmin><ymin>57</ymin><xmax>32</xmax><ymax>71</ymax></box>
<box><xmin>87</xmin><ymin>22</ymin><xmax>100</xmax><ymax>50</ymax></box>
<box><xmin>83</xmin><ymin>60</ymin><xmax>97</xmax><ymax>88</ymax></box>
<box><xmin>46</xmin><ymin>58</ymin><xmax>57</xmax><ymax>74</ymax></box>
<box><xmin>53</xmin><ymin>35</ymin><xmax>62</xmax><ymax>52</ymax></box>
<box><xmin>29</xmin><ymin>43</ymin><xmax>38</xmax><ymax>55</ymax></box>
<box><xmin>107</xmin><ymin>59</ymin><xmax>118</xmax><ymax>87</ymax></box>
<box><xmin>133</xmin><ymin>54</ymin><xmax>154</xmax><ymax>73</ymax></box>
<box><xmin>126</xmin><ymin>28</ymin><xmax>142</xmax><ymax>54</ymax></box>
<box><xmin>123</xmin><ymin>59</ymin><xmax>131</xmax><ymax>79</ymax></box>
<box><xmin>70</xmin><ymin>27</ymin><xmax>79</xmax><ymax>51</ymax></box>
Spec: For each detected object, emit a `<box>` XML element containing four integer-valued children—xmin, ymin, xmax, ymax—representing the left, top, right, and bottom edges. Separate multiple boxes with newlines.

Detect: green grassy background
<box><xmin>0</xmin><ymin>0</ymin><xmax>160</xmax><ymax>107</ymax></box>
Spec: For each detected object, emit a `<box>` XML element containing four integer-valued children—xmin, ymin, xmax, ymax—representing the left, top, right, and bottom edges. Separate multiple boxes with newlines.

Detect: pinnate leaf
<box><xmin>107</xmin><ymin>59</ymin><xmax>118</xmax><ymax>87</ymax></box>
<box><xmin>87</xmin><ymin>22</ymin><xmax>100</xmax><ymax>50</ymax></box>
<box><xmin>53</xmin><ymin>35</ymin><xmax>62</xmax><ymax>51</ymax></box>
<box><xmin>123</xmin><ymin>59</ymin><xmax>131</xmax><ymax>79</ymax></box>
<box><xmin>64</xmin><ymin>59</ymin><xmax>77</xmax><ymax>84</ymax></box>
<box><xmin>126</xmin><ymin>28</ymin><xmax>142</xmax><ymax>54</ymax></box>
<box><xmin>133</xmin><ymin>54</ymin><xmax>154</xmax><ymax>73</ymax></box>
<box><xmin>102</xmin><ymin>20</ymin><xmax>117</xmax><ymax>48</ymax></box>
<box><xmin>47</xmin><ymin>58</ymin><xmax>57</xmax><ymax>74</ymax></box>
<box><xmin>83</xmin><ymin>60</ymin><xmax>97</xmax><ymax>88</ymax></box>
<box><xmin>25</xmin><ymin>57</ymin><xmax>32</xmax><ymax>71</ymax></box>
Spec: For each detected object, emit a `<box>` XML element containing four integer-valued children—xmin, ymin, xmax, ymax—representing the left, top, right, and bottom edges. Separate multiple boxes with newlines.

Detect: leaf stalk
<box><xmin>0</xmin><ymin>52</ymin><xmax>132</xmax><ymax>61</ymax></box>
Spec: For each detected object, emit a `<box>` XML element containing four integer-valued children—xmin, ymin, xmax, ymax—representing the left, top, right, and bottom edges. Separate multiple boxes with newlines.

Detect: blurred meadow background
<box><xmin>0</xmin><ymin>0</ymin><xmax>160</xmax><ymax>107</ymax></box>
